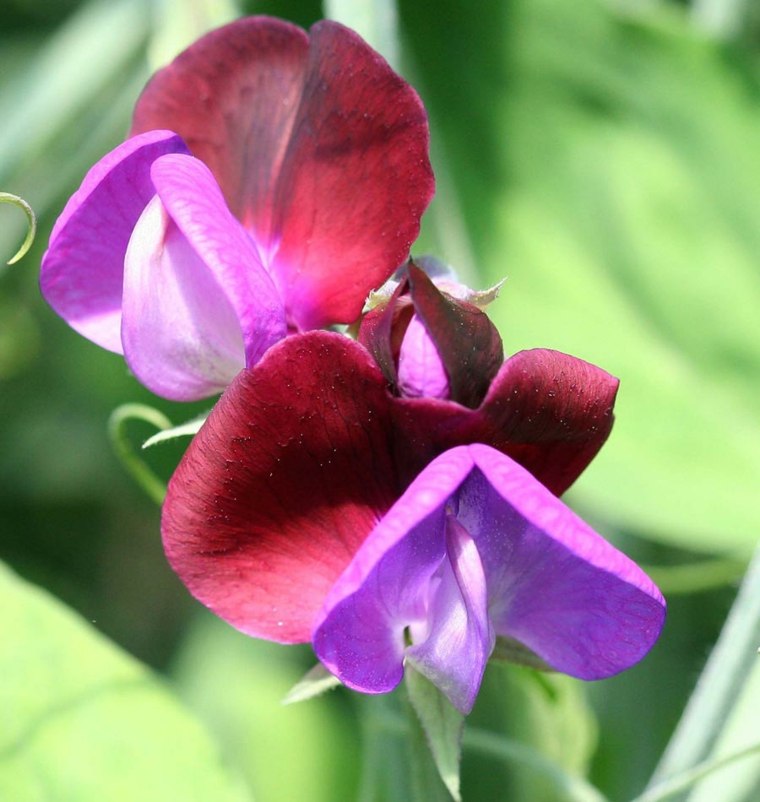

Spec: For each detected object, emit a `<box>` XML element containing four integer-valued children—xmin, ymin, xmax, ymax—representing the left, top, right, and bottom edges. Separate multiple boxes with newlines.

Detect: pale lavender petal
<box><xmin>121</xmin><ymin>197</ymin><xmax>245</xmax><ymax>401</ymax></box>
<box><xmin>312</xmin><ymin>448</ymin><xmax>475</xmax><ymax>696</ymax></box>
<box><xmin>459</xmin><ymin>443</ymin><xmax>666</xmax><ymax>680</ymax></box>
<box><xmin>150</xmin><ymin>154</ymin><xmax>287</xmax><ymax>367</ymax></box>
<box><xmin>40</xmin><ymin>130</ymin><xmax>188</xmax><ymax>353</ymax></box>
<box><xmin>397</xmin><ymin>314</ymin><xmax>450</xmax><ymax>400</ymax></box>
<box><xmin>406</xmin><ymin>517</ymin><xmax>494</xmax><ymax>713</ymax></box>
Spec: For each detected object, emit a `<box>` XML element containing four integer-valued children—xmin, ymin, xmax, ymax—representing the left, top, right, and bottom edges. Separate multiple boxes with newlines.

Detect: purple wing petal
<box><xmin>397</xmin><ymin>314</ymin><xmax>451</xmax><ymax>399</ymax></box>
<box><xmin>121</xmin><ymin>197</ymin><xmax>246</xmax><ymax>401</ymax></box>
<box><xmin>151</xmin><ymin>154</ymin><xmax>287</xmax><ymax>368</ymax></box>
<box><xmin>40</xmin><ymin>130</ymin><xmax>188</xmax><ymax>352</ymax></box>
<box><xmin>460</xmin><ymin>444</ymin><xmax>666</xmax><ymax>680</ymax></box>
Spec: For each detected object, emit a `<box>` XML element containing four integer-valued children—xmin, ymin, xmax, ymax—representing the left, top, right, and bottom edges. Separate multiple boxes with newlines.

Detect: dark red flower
<box><xmin>162</xmin><ymin>330</ymin><xmax>619</xmax><ymax>643</ymax></box>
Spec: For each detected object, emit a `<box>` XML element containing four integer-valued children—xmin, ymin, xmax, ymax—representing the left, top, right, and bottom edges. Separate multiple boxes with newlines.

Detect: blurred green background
<box><xmin>2</xmin><ymin>0</ymin><xmax>759</xmax><ymax>800</ymax></box>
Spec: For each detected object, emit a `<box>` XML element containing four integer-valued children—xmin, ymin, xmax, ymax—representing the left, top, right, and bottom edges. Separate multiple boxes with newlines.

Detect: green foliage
<box><xmin>0</xmin><ymin>562</ymin><xmax>251</xmax><ymax>802</ymax></box>
<box><xmin>403</xmin><ymin>0</ymin><xmax>760</xmax><ymax>553</ymax></box>
<box><xmin>2</xmin><ymin>0</ymin><xmax>760</xmax><ymax>799</ymax></box>
<box><xmin>171</xmin><ymin>613</ymin><xmax>361</xmax><ymax>802</ymax></box>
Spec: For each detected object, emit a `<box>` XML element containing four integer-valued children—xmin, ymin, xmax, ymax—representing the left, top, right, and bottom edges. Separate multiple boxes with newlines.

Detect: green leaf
<box><xmin>405</xmin><ymin>666</ymin><xmax>464</xmax><ymax>802</ymax></box>
<box><xmin>0</xmin><ymin>561</ymin><xmax>250</xmax><ymax>802</ymax></box>
<box><xmin>148</xmin><ymin>0</ymin><xmax>241</xmax><ymax>68</ymax></box>
<box><xmin>462</xmin><ymin>726</ymin><xmax>609</xmax><ymax>802</ymax></box>
<box><xmin>464</xmin><ymin>663</ymin><xmax>599</xmax><ymax>801</ymax></box>
<box><xmin>172</xmin><ymin>613</ymin><xmax>360</xmax><ymax>802</ymax></box>
<box><xmin>402</xmin><ymin>0</ymin><xmax>760</xmax><ymax>552</ymax></box>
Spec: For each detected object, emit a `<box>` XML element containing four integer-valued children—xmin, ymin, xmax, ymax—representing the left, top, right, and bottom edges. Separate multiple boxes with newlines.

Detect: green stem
<box><xmin>0</xmin><ymin>192</ymin><xmax>36</xmax><ymax>265</ymax></box>
<box><xmin>365</xmin><ymin>704</ymin><xmax>608</xmax><ymax>802</ymax></box>
<box><xmin>108</xmin><ymin>403</ymin><xmax>172</xmax><ymax>505</ymax></box>
<box><xmin>631</xmin><ymin>742</ymin><xmax>760</xmax><ymax>802</ymax></box>
<box><xmin>462</xmin><ymin>727</ymin><xmax>609</xmax><ymax>802</ymax></box>
<box><xmin>647</xmin><ymin>542</ymin><xmax>760</xmax><ymax>787</ymax></box>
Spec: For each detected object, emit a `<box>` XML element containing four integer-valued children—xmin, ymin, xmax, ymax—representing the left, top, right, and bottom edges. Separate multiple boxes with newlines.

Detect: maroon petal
<box><xmin>407</xmin><ymin>264</ymin><xmax>503</xmax><ymax>408</ymax></box>
<box><xmin>131</xmin><ymin>17</ymin><xmax>309</xmax><ymax>237</ymax></box>
<box><xmin>132</xmin><ymin>18</ymin><xmax>434</xmax><ymax>330</ymax></box>
<box><xmin>161</xmin><ymin>331</ymin><xmax>398</xmax><ymax>643</ymax></box>
<box><xmin>392</xmin><ymin>349</ymin><xmax>619</xmax><ymax>496</ymax></box>
<box><xmin>269</xmin><ymin>21</ymin><xmax>434</xmax><ymax>328</ymax></box>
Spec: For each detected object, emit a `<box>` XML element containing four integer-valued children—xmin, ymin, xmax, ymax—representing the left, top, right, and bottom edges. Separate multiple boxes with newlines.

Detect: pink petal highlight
<box><xmin>40</xmin><ymin>130</ymin><xmax>188</xmax><ymax>353</ymax></box>
<box><xmin>151</xmin><ymin>154</ymin><xmax>287</xmax><ymax>367</ymax></box>
<box><xmin>121</xmin><ymin>198</ymin><xmax>245</xmax><ymax>401</ymax></box>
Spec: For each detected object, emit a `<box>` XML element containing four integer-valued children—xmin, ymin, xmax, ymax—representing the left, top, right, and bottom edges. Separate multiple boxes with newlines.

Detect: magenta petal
<box><xmin>461</xmin><ymin>444</ymin><xmax>666</xmax><ymax>679</ymax></box>
<box><xmin>132</xmin><ymin>18</ymin><xmax>434</xmax><ymax>329</ymax></box>
<box><xmin>40</xmin><ymin>130</ymin><xmax>188</xmax><ymax>352</ymax></box>
<box><xmin>270</xmin><ymin>21</ymin><xmax>434</xmax><ymax>328</ymax></box>
<box><xmin>121</xmin><ymin>198</ymin><xmax>245</xmax><ymax>401</ymax></box>
<box><xmin>131</xmin><ymin>17</ymin><xmax>309</xmax><ymax>235</ymax></box>
<box><xmin>313</xmin><ymin>448</ymin><xmax>476</xmax><ymax>702</ymax></box>
<box><xmin>161</xmin><ymin>332</ymin><xmax>398</xmax><ymax>642</ymax></box>
<box><xmin>151</xmin><ymin>154</ymin><xmax>287</xmax><ymax>367</ymax></box>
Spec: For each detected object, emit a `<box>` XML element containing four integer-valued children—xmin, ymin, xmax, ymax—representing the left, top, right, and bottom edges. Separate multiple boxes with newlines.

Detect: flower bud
<box><xmin>359</xmin><ymin>260</ymin><xmax>504</xmax><ymax>408</ymax></box>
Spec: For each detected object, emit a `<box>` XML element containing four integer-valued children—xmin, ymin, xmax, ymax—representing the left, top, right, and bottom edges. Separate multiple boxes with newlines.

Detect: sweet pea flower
<box><xmin>40</xmin><ymin>17</ymin><xmax>434</xmax><ymax>400</ymax></box>
<box><xmin>161</xmin><ymin>330</ymin><xmax>663</xmax><ymax>708</ymax></box>
<box><xmin>313</xmin><ymin>444</ymin><xmax>665</xmax><ymax>713</ymax></box>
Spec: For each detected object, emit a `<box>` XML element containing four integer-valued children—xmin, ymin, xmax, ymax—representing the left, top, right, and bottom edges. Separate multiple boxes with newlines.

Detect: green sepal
<box><xmin>405</xmin><ymin>664</ymin><xmax>465</xmax><ymax>802</ymax></box>
<box><xmin>282</xmin><ymin>663</ymin><xmax>342</xmax><ymax>705</ymax></box>
<box><xmin>491</xmin><ymin>636</ymin><xmax>553</xmax><ymax>672</ymax></box>
<box><xmin>142</xmin><ymin>412</ymin><xmax>208</xmax><ymax>448</ymax></box>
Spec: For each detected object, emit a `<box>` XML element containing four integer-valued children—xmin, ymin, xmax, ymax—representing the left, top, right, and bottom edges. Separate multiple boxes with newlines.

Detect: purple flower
<box><xmin>313</xmin><ymin>444</ymin><xmax>665</xmax><ymax>713</ymax></box>
<box><xmin>40</xmin><ymin>17</ymin><xmax>434</xmax><ymax>400</ymax></box>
